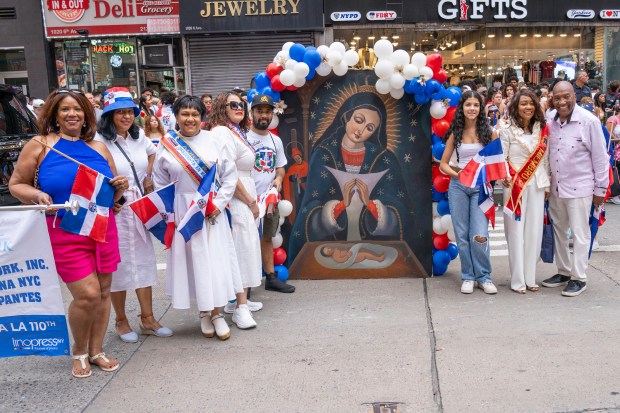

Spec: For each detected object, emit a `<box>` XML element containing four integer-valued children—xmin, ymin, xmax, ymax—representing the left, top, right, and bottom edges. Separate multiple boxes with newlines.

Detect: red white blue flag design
<box><xmin>60</xmin><ymin>164</ymin><xmax>115</xmax><ymax>242</ymax></box>
<box><xmin>129</xmin><ymin>183</ymin><xmax>176</xmax><ymax>248</ymax></box>
<box><xmin>458</xmin><ymin>139</ymin><xmax>508</xmax><ymax>228</ymax></box>
<box><xmin>178</xmin><ymin>164</ymin><xmax>218</xmax><ymax>242</ymax></box>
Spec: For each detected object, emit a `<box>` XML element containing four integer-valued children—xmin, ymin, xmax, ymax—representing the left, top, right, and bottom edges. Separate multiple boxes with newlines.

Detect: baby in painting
<box><xmin>319</xmin><ymin>245</ymin><xmax>385</xmax><ymax>264</ymax></box>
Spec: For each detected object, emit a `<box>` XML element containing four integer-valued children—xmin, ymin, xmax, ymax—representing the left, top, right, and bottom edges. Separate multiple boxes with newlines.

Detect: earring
<box><xmin>82</xmin><ymin>123</ymin><xmax>86</xmax><ymax>128</ymax></box>
<box><xmin>56</xmin><ymin>122</ymin><xmax>59</xmax><ymax>128</ymax></box>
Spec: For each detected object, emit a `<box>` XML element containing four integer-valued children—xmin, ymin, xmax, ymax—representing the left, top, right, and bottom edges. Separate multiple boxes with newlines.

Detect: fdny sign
<box><xmin>330</xmin><ymin>11</ymin><xmax>361</xmax><ymax>21</ymax></box>
<box><xmin>366</xmin><ymin>10</ymin><xmax>397</xmax><ymax>21</ymax></box>
<box><xmin>600</xmin><ymin>10</ymin><xmax>620</xmax><ymax>19</ymax></box>
<box><xmin>566</xmin><ymin>9</ymin><xmax>595</xmax><ymax>19</ymax></box>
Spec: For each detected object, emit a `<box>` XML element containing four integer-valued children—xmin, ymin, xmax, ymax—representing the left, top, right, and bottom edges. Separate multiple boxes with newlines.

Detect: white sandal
<box><xmin>71</xmin><ymin>353</ymin><xmax>92</xmax><ymax>378</ymax></box>
<box><xmin>89</xmin><ymin>352</ymin><xmax>120</xmax><ymax>372</ymax></box>
<box><xmin>211</xmin><ymin>314</ymin><xmax>231</xmax><ymax>341</ymax></box>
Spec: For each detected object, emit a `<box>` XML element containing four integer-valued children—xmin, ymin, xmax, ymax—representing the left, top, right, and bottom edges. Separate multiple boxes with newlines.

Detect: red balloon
<box><xmin>426</xmin><ymin>54</ymin><xmax>443</xmax><ymax>73</ymax></box>
<box><xmin>432</xmin><ymin>164</ymin><xmax>440</xmax><ymax>179</ymax></box>
<box><xmin>433</xmin><ymin>233</ymin><xmax>450</xmax><ymax>250</ymax></box>
<box><xmin>433</xmin><ymin>68</ymin><xmax>448</xmax><ymax>85</ymax></box>
<box><xmin>444</xmin><ymin>106</ymin><xmax>457</xmax><ymax>124</ymax></box>
<box><xmin>273</xmin><ymin>247</ymin><xmax>287</xmax><ymax>266</ymax></box>
<box><xmin>286</xmin><ymin>85</ymin><xmax>298</xmax><ymax>91</ymax></box>
<box><xmin>433</xmin><ymin>173</ymin><xmax>450</xmax><ymax>193</ymax></box>
<box><xmin>266</xmin><ymin>62</ymin><xmax>283</xmax><ymax>79</ymax></box>
<box><xmin>432</xmin><ymin>119</ymin><xmax>450</xmax><ymax>138</ymax></box>
<box><xmin>271</xmin><ymin>75</ymin><xmax>286</xmax><ymax>92</ymax></box>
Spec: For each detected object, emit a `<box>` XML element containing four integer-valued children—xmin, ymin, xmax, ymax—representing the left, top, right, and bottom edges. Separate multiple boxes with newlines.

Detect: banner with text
<box><xmin>0</xmin><ymin>211</ymin><xmax>70</xmax><ymax>358</ymax></box>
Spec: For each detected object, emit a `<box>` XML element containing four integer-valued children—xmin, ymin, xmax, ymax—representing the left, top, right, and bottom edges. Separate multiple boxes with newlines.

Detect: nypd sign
<box><xmin>330</xmin><ymin>11</ymin><xmax>361</xmax><ymax>21</ymax></box>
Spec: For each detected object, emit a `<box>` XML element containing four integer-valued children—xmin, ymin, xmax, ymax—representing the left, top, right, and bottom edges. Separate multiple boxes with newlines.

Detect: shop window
<box><xmin>0</xmin><ymin>50</ymin><xmax>26</xmax><ymax>72</ymax></box>
<box><xmin>90</xmin><ymin>39</ymin><xmax>138</xmax><ymax>97</ymax></box>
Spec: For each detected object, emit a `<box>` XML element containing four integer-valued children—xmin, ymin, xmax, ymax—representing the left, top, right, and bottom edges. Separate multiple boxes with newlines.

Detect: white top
<box><xmin>449</xmin><ymin>142</ymin><xmax>483</xmax><ymax>169</ymax></box>
<box><xmin>159</xmin><ymin>105</ymin><xmax>176</xmax><ymax>133</ymax></box>
<box><xmin>247</xmin><ymin>129</ymin><xmax>287</xmax><ymax>195</ymax></box>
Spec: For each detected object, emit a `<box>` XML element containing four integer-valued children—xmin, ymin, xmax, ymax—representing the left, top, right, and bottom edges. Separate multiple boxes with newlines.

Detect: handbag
<box><xmin>540</xmin><ymin>201</ymin><xmax>554</xmax><ymax>263</ymax></box>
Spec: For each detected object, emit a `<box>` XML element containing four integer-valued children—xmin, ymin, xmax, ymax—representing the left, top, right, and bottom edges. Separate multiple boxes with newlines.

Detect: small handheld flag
<box><xmin>129</xmin><ymin>183</ymin><xmax>176</xmax><ymax>248</ymax></box>
<box><xmin>177</xmin><ymin>164</ymin><xmax>218</xmax><ymax>242</ymax></box>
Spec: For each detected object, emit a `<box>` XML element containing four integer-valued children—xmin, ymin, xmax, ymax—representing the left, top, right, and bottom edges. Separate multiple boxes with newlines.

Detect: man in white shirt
<box><xmin>248</xmin><ymin>94</ymin><xmax>295</xmax><ymax>293</ymax></box>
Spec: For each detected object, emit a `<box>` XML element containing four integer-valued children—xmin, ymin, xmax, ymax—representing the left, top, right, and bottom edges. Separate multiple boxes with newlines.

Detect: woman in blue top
<box><xmin>10</xmin><ymin>90</ymin><xmax>128</xmax><ymax>378</ymax></box>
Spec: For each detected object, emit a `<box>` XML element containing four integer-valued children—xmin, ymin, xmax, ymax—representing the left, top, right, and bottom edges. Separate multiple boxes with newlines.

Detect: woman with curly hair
<box><xmin>439</xmin><ymin>90</ymin><xmax>499</xmax><ymax>295</ymax></box>
<box><xmin>143</xmin><ymin>115</ymin><xmax>165</xmax><ymax>144</ymax></box>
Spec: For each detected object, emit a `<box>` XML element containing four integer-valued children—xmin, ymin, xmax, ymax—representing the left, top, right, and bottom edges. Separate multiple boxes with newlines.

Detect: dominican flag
<box><xmin>458</xmin><ymin>139</ymin><xmax>508</xmax><ymax>229</ymax></box>
<box><xmin>60</xmin><ymin>165</ymin><xmax>115</xmax><ymax>242</ymax></box>
<box><xmin>129</xmin><ymin>183</ymin><xmax>176</xmax><ymax>248</ymax></box>
<box><xmin>178</xmin><ymin>164</ymin><xmax>218</xmax><ymax>242</ymax></box>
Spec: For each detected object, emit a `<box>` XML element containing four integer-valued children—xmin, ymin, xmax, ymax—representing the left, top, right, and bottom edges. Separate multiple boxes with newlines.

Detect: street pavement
<box><xmin>2</xmin><ymin>205</ymin><xmax>620</xmax><ymax>413</ymax></box>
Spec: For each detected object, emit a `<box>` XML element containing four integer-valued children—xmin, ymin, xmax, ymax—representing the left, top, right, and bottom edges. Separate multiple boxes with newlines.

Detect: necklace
<box><xmin>57</xmin><ymin>133</ymin><xmax>79</xmax><ymax>142</ymax></box>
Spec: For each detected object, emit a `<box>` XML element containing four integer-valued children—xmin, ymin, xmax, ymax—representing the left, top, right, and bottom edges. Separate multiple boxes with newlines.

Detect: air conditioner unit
<box><xmin>142</xmin><ymin>44</ymin><xmax>173</xmax><ymax>67</ymax></box>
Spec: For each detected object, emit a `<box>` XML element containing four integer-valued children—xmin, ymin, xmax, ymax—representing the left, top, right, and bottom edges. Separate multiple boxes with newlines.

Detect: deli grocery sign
<box><xmin>42</xmin><ymin>0</ymin><xmax>180</xmax><ymax>38</ymax></box>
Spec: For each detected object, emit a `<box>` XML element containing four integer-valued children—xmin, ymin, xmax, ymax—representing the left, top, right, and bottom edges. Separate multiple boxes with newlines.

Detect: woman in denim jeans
<box><xmin>439</xmin><ymin>91</ymin><xmax>499</xmax><ymax>294</ymax></box>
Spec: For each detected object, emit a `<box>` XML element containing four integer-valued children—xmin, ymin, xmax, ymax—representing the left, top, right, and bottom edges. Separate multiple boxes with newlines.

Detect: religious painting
<box><xmin>277</xmin><ymin>71</ymin><xmax>432</xmax><ymax>278</ymax></box>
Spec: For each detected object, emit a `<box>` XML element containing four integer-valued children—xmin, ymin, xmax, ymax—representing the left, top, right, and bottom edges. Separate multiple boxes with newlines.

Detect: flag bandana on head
<box><xmin>103</xmin><ymin>87</ymin><xmax>134</xmax><ymax>108</ymax></box>
<box><xmin>458</xmin><ymin>139</ymin><xmax>508</xmax><ymax>229</ymax></box>
<box><xmin>60</xmin><ymin>164</ymin><xmax>115</xmax><ymax>242</ymax></box>
<box><xmin>178</xmin><ymin>164</ymin><xmax>218</xmax><ymax>242</ymax></box>
<box><xmin>129</xmin><ymin>183</ymin><xmax>176</xmax><ymax>248</ymax></box>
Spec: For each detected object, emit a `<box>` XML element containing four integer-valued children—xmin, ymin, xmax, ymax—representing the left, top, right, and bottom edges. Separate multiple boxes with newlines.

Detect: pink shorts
<box><xmin>46</xmin><ymin>214</ymin><xmax>121</xmax><ymax>283</ymax></box>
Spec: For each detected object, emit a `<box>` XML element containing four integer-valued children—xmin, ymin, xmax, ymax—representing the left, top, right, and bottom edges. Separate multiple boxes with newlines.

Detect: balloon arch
<box><xmin>249</xmin><ymin>40</ymin><xmax>464</xmax><ymax>277</ymax></box>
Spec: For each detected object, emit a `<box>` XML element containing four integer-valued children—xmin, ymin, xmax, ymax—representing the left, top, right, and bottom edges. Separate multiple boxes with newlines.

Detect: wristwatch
<box><xmin>145</xmin><ymin>172</ymin><xmax>152</xmax><ymax>179</ymax></box>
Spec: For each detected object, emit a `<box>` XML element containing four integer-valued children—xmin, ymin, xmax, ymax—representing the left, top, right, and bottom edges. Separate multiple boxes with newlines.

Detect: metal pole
<box><xmin>0</xmin><ymin>200</ymin><xmax>79</xmax><ymax>214</ymax></box>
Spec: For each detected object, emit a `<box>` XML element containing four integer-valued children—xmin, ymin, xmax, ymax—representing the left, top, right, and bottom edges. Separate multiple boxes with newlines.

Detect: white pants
<box><xmin>548</xmin><ymin>194</ymin><xmax>592</xmax><ymax>282</ymax></box>
<box><xmin>504</xmin><ymin>183</ymin><xmax>546</xmax><ymax>290</ymax></box>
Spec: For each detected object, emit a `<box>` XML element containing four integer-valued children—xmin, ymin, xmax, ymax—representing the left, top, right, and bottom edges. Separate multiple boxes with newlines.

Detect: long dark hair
<box><xmin>508</xmin><ymin>89</ymin><xmax>546</xmax><ymax>133</ymax></box>
<box><xmin>594</xmin><ymin>92</ymin><xmax>605</xmax><ymax>109</ymax></box>
<box><xmin>98</xmin><ymin>111</ymin><xmax>140</xmax><ymax>141</ymax></box>
<box><xmin>38</xmin><ymin>90</ymin><xmax>97</xmax><ymax>141</ymax></box>
<box><xmin>205</xmin><ymin>92</ymin><xmax>249</xmax><ymax>131</ymax></box>
<box><xmin>138</xmin><ymin>96</ymin><xmax>153</xmax><ymax>115</ymax></box>
<box><xmin>445</xmin><ymin>90</ymin><xmax>493</xmax><ymax>148</ymax></box>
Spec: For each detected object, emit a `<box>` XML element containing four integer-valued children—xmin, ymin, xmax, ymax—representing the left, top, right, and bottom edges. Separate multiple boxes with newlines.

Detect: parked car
<box><xmin>0</xmin><ymin>84</ymin><xmax>39</xmax><ymax>205</ymax></box>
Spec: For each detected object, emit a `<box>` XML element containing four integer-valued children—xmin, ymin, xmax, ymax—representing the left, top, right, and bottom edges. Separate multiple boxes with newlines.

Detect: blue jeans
<box><xmin>447</xmin><ymin>178</ymin><xmax>492</xmax><ymax>283</ymax></box>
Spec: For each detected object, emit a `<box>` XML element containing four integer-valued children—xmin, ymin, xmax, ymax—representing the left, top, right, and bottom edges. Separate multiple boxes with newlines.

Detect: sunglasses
<box><xmin>226</xmin><ymin>101</ymin><xmax>246</xmax><ymax>111</ymax></box>
<box><xmin>53</xmin><ymin>89</ymin><xmax>85</xmax><ymax>96</ymax></box>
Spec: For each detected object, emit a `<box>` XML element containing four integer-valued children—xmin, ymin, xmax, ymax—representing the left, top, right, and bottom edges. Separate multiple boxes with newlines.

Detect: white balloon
<box><xmin>432</xmin><ymin>202</ymin><xmax>439</xmax><ymax>218</ymax></box>
<box><xmin>279</xmin><ymin>69</ymin><xmax>296</xmax><ymax>86</ymax></box>
<box><xmin>326</xmin><ymin>50</ymin><xmax>343</xmax><ymax>66</ymax></box>
<box><xmin>440</xmin><ymin>215</ymin><xmax>453</xmax><ymax>233</ymax></box>
<box><xmin>316</xmin><ymin>62</ymin><xmax>332</xmax><ymax>76</ymax></box>
<box><xmin>276</xmin><ymin>50</ymin><xmax>289</xmax><ymax>62</ymax></box>
<box><xmin>390</xmin><ymin>88</ymin><xmax>405</xmax><ymax>99</ymax></box>
<box><xmin>411</xmin><ymin>52</ymin><xmax>427</xmax><ymax>67</ymax></box>
<box><xmin>329</xmin><ymin>42</ymin><xmax>346</xmax><ymax>54</ymax></box>
<box><xmin>375</xmin><ymin>78</ymin><xmax>391</xmax><ymax>95</ymax></box>
<box><xmin>390</xmin><ymin>49</ymin><xmax>410</xmax><ymax>67</ymax></box>
<box><xmin>433</xmin><ymin>217</ymin><xmax>447</xmax><ymax>235</ymax></box>
<box><xmin>317</xmin><ymin>45</ymin><xmax>330</xmax><ymax>57</ymax></box>
<box><xmin>278</xmin><ymin>216</ymin><xmax>285</xmax><ymax>226</ymax></box>
<box><xmin>374</xmin><ymin>59</ymin><xmax>395</xmax><ymax>79</ymax></box>
<box><xmin>293</xmin><ymin>76</ymin><xmax>306</xmax><ymax>88</ymax></box>
<box><xmin>447</xmin><ymin>227</ymin><xmax>456</xmax><ymax>242</ymax></box>
<box><xmin>332</xmin><ymin>61</ymin><xmax>348</xmax><ymax>76</ymax></box>
<box><xmin>282</xmin><ymin>42</ymin><xmax>295</xmax><ymax>52</ymax></box>
<box><xmin>403</xmin><ymin>64</ymin><xmax>420</xmax><ymax>80</ymax></box>
<box><xmin>389</xmin><ymin>73</ymin><xmax>406</xmax><ymax>90</ymax></box>
<box><xmin>285</xmin><ymin>59</ymin><xmax>298</xmax><ymax>71</ymax></box>
<box><xmin>269</xmin><ymin>114</ymin><xmax>279</xmax><ymax>129</ymax></box>
<box><xmin>294</xmin><ymin>62</ymin><xmax>310</xmax><ymax>78</ymax></box>
<box><xmin>343</xmin><ymin>49</ymin><xmax>360</xmax><ymax>67</ymax></box>
<box><xmin>420</xmin><ymin>65</ymin><xmax>434</xmax><ymax>79</ymax></box>
<box><xmin>272</xmin><ymin>232</ymin><xmax>283</xmax><ymax>249</ymax></box>
<box><xmin>278</xmin><ymin>200</ymin><xmax>293</xmax><ymax>217</ymax></box>
<box><xmin>374</xmin><ymin>39</ymin><xmax>394</xmax><ymax>60</ymax></box>
<box><xmin>430</xmin><ymin>101</ymin><xmax>448</xmax><ymax>119</ymax></box>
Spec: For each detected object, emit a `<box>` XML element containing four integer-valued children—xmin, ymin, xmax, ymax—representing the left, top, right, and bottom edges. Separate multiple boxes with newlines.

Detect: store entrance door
<box><xmin>0</xmin><ymin>71</ymin><xmax>29</xmax><ymax>96</ymax></box>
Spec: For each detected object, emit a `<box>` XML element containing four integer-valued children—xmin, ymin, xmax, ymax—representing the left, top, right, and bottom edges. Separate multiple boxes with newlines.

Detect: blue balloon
<box><xmin>445</xmin><ymin>86</ymin><xmax>462</xmax><ymax>107</ymax></box>
<box><xmin>431</xmin><ymin>85</ymin><xmax>446</xmax><ymax>101</ymax></box>
<box><xmin>431</xmin><ymin>134</ymin><xmax>442</xmax><ymax>145</ymax></box>
<box><xmin>260</xmin><ymin>86</ymin><xmax>274</xmax><ymax>97</ymax></box>
<box><xmin>432</xmin><ymin>141</ymin><xmax>446</xmax><ymax>160</ymax></box>
<box><xmin>410</xmin><ymin>78</ymin><xmax>426</xmax><ymax>95</ymax></box>
<box><xmin>275</xmin><ymin>265</ymin><xmax>289</xmax><ymax>282</ymax></box>
<box><xmin>303</xmin><ymin>49</ymin><xmax>322</xmax><ymax>70</ymax></box>
<box><xmin>432</xmin><ymin>188</ymin><xmax>445</xmax><ymax>202</ymax></box>
<box><xmin>289</xmin><ymin>43</ymin><xmax>306</xmax><ymax>62</ymax></box>
<box><xmin>415</xmin><ymin>92</ymin><xmax>431</xmax><ymax>105</ymax></box>
<box><xmin>271</xmin><ymin>90</ymin><xmax>281</xmax><ymax>102</ymax></box>
<box><xmin>306</xmin><ymin>68</ymin><xmax>316</xmax><ymax>80</ymax></box>
<box><xmin>437</xmin><ymin>199</ymin><xmax>450</xmax><ymax>216</ymax></box>
<box><xmin>432</xmin><ymin>250</ymin><xmax>450</xmax><ymax>275</ymax></box>
<box><xmin>247</xmin><ymin>88</ymin><xmax>259</xmax><ymax>103</ymax></box>
<box><xmin>426</xmin><ymin>79</ymin><xmax>441</xmax><ymax>95</ymax></box>
<box><xmin>447</xmin><ymin>243</ymin><xmax>459</xmax><ymax>260</ymax></box>
<box><xmin>254</xmin><ymin>71</ymin><xmax>270</xmax><ymax>90</ymax></box>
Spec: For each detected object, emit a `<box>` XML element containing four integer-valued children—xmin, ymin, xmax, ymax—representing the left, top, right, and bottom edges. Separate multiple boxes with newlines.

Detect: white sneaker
<box><xmin>199</xmin><ymin>311</ymin><xmax>214</xmax><ymax>338</ymax></box>
<box><xmin>592</xmin><ymin>238</ymin><xmax>600</xmax><ymax>251</ymax></box>
<box><xmin>609</xmin><ymin>196</ymin><xmax>620</xmax><ymax>205</ymax></box>
<box><xmin>232</xmin><ymin>304</ymin><xmax>257</xmax><ymax>329</ymax></box>
<box><xmin>224</xmin><ymin>299</ymin><xmax>263</xmax><ymax>314</ymax></box>
<box><xmin>478</xmin><ymin>280</ymin><xmax>498</xmax><ymax>294</ymax></box>
<box><xmin>461</xmin><ymin>280</ymin><xmax>475</xmax><ymax>294</ymax></box>
<box><xmin>211</xmin><ymin>314</ymin><xmax>231</xmax><ymax>340</ymax></box>
<box><xmin>223</xmin><ymin>301</ymin><xmax>236</xmax><ymax>314</ymax></box>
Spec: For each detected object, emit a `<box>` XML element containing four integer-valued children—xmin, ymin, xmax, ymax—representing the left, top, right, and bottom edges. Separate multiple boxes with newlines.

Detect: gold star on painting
<box><xmin>410</xmin><ymin>119</ymin><xmax>418</xmax><ymax>127</ymax></box>
<box><xmin>404</xmin><ymin>154</ymin><xmax>412</xmax><ymax>163</ymax></box>
<box><xmin>324</xmin><ymin>82</ymin><xmax>333</xmax><ymax>89</ymax></box>
<box><xmin>310</xmin><ymin>111</ymin><xmax>316</xmax><ymax>119</ymax></box>
<box><xmin>312</xmin><ymin>97</ymin><xmax>320</xmax><ymax>104</ymax></box>
<box><xmin>407</xmin><ymin>102</ymin><xmax>414</xmax><ymax>110</ymax></box>
<box><xmin>408</xmin><ymin>134</ymin><xmax>416</xmax><ymax>142</ymax></box>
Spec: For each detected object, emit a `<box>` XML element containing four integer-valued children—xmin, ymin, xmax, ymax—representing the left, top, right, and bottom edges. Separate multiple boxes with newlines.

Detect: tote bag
<box><xmin>540</xmin><ymin>201</ymin><xmax>554</xmax><ymax>263</ymax></box>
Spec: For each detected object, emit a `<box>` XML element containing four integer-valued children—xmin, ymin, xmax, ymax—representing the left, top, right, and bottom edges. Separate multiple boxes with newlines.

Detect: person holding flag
<box><xmin>9</xmin><ymin>89</ymin><xmax>128</xmax><ymax>378</ymax></box>
<box><xmin>439</xmin><ymin>90</ymin><xmax>500</xmax><ymax>295</ymax></box>
<box><xmin>153</xmin><ymin>95</ymin><xmax>242</xmax><ymax>340</ymax></box>
<box><xmin>499</xmin><ymin>89</ymin><xmax>550</xmax><ymax>294</ymax></box>
<box><xmin>95</xmin><ymin>87</ymin><xmax>173</xmax><ymax>343</ymax></box>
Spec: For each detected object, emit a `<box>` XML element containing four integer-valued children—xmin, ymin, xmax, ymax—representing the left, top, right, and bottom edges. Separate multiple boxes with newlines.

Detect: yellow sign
<box><xmin>200</xmin><ymin>0</ymin><xmax>301</xmax><ymax>18</ymax></box>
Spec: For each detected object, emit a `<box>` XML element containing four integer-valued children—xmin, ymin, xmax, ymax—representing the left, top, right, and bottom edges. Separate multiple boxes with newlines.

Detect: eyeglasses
<box><xmin>226</xmin><ymin>101</ymin><xmax>246</xmax><ymax>111</ymax></box>
<box><xmin>53</xmin><ymin>89</ymin><xmax>85</xmax><ymax>96</ymax></box>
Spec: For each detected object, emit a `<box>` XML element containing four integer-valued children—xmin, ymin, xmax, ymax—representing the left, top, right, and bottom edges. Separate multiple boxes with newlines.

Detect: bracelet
<box><xmin>145</xmin><ymin>173</ymin><xmax>152</xmax><ymax>179</ymax></box>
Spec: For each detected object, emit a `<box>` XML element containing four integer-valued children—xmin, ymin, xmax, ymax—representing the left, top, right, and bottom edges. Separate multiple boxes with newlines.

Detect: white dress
<box><xmin>94</xmin><ymin>131</ymin><xmax>157</xmax><ymax>292</ymax></box>
<box><xmin>212</xmin><ymin>126</ymin><xmax>262</xmax><ymax>289</ymax></box>
<box><xmin>152</xmin><ymin>129</ymin><xmax>243</xmax><ymax>311</ymax></box>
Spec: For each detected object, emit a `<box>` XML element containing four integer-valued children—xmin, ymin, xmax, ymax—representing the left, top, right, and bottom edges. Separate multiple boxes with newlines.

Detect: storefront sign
<box><xmin>330</xmin><ymin>11</ymin><xmax>361</xmax><ymax>22</ymax></box>
<box><xmin>110</xmin><ymin>54</ymin><xmax>123</xmax><ymax>67</ymax></box>
<box><xmin>566</xmin><ymin>9</ymin><xmax>595</xmax><ymax>19</ymax></box>
<box><xmin>41</xmin><ymin>0</ymin><xmax>180</xmax><ymax>38</ymax></box>
<box><xmin>91</xmin><ymin>42</ymin><xmax>135</xmax><ymax>54</ymax></box>
<box><xmin>179</xmin><ymin>0</ymin><xmax>323</xmax><ymax>33</ymax></box>
<box><xmin>366</xmin><ymin>11</ymin><xmax>397</xmax><ymax>21</ymax></box>
<box><xmin>437</xmin><ymin>0</ymin><xmax>527</xmax><ymax>20</ymax></box>
<box><xmin>600</xmin><ymin>10</ymin><xmax>620</xmax><ymax>19</ymax></box>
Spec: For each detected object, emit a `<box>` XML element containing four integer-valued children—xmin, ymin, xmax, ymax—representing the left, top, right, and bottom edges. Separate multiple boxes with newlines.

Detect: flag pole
<box><xmin>0</xmin><ymin>200</ymin><xmax>79</xmax><ymax>214</ymax></box>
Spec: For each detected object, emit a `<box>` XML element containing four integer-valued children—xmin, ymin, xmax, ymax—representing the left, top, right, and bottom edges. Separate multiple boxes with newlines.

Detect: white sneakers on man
<box><xmin>224</xmin><ymin>300</ymin><xmax>263</xmax><ymax>314</ymax></box>
<box><xmin>461</xmin><ymin>280</ymin><xmax>475</xmax><ymax>294</ymax></box>
<box><xmin>232</xmin><ymin>304</ymin><xmax>257</xmax><ymax>329</ymax></box>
